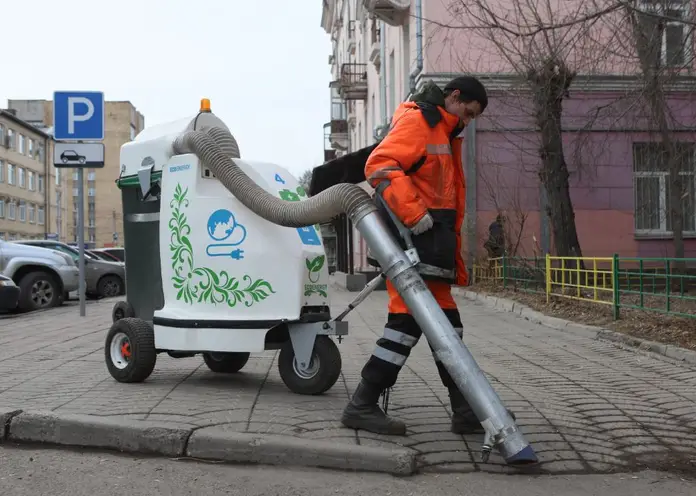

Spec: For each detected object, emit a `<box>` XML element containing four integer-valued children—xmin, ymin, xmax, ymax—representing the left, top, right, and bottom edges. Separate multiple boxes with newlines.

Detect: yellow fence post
<box><xmin>545</xmin><ymin>254</ymin><xmax>551</xmax><ymax>304</ymax></box>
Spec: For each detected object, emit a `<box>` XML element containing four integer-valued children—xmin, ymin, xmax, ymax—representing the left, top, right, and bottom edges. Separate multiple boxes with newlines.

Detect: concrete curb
<box><xmin>0</xmin><ymin>409</ymin><xmax>417</xmax><ymax>475</ymax></box>
<box><xmin>453</xmin><ymin>287</ymin><xmax>696</xmax><ymax>366</ymax></box>
<box><xmin>187</xmin><ymin>428</ymin><xmax>416</xmax><ymax>474</ymax></box>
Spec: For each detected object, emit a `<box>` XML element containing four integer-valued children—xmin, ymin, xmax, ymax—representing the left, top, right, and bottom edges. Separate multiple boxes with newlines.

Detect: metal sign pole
<box><xmin>77</xmin><ymin>168</ymin><xmax>86</xmax><ymax>317</ymax></box>
<box><xmin>52</xmin><ymin>90</ymin><xmax>105</xmax><ymax>318</ymax></box>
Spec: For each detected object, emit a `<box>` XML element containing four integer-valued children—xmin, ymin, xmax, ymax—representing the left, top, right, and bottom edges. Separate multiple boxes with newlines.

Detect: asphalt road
<box><xmin>0</xmin><ymin>445</ymin><xmax>694</xmax><ymax>496</ymax></box>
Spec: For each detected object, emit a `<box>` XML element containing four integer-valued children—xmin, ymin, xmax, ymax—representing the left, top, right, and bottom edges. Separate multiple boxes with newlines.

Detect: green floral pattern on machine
<box><xmin>279</xmin><ymin>186</ymin><xmax>321</xmax><ymax>233</ymax></box>
<box><xmin>304</xmin><ymin>255</ymin><xmax>328</xmax><ymax>298</ymax></box>
<box><xmin>169</xmin><ymin>183</ymin><xmax>275</xmax><ymax>307</ymax></box>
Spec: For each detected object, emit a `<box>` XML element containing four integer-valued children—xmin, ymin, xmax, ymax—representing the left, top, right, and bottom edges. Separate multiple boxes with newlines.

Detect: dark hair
<box><xmin>444</xmin><ymin>76</ymin><xmax>488</xmax><ymax>112</ymax></box>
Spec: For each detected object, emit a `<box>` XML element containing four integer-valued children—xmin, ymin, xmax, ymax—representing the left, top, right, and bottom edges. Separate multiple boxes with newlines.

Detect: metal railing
<box><xmin>473</xmin><ymin>255</ymin><xmax>696</xmax><ymax>320</ymax></box>
<box><xmin>340</xmin><ymin>63</ymin><xmax>368</xmax><ymax>86</ymax></box>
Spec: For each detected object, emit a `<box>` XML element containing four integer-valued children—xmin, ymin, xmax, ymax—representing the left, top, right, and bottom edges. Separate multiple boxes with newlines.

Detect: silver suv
<box><xmin>0</xmin><ymin>240</ymin><xmax>80</xmax><ymax>311</ymax></box>
<box><xmin>13</xmin><ymin>240</ymin><xmax>127</xmax><ymax>299</ymax></box>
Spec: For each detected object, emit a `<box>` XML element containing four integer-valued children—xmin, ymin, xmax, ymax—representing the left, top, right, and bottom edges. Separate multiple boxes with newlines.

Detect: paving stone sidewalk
<box><xmin>1</xmin><ymin>288</ymin><xmax>696</xmax><ymax>475</ymax></box>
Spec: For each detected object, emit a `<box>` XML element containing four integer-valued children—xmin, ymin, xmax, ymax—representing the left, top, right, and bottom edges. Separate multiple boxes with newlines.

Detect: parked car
<box><xmin>87</xmin><ymin>249</ymin><xmax>123</xmax><ymax>264</ymax></box>
<box><xmin>12</xmin><ymin>240</ymin><xmax>126</xmax><ymax>299</ymax></box>
<box><xmin>0</xmin><ymin>275</ymin><xmax>21</xmax><ymax>312</ymax></box>
<box><xmin>93</xmin><ymin>247</ymin><xmax>125</xmax><ymax>262</ymax></box>
<box><xmin>0</xmin><ymin>240</ymin><xmax>80</xmax><ymax>311</ymax></box>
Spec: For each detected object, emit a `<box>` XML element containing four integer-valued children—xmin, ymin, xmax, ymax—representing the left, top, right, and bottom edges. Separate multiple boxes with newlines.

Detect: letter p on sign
<box><xmin>53</xmin><ymin>91</ymin><xmax>105</xmax><ymax>141</ymax></box>
<box><xmin>68</xmin><ymin>97</ymin><xmax>94</xmax><ymax>134</ymax></box>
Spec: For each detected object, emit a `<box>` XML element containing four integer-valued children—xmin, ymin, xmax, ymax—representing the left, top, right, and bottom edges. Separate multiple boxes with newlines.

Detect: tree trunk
<box><xmin>528</xmin><ymin>59</ymin><xmax>584</xmax><ymax>263</ymax></box>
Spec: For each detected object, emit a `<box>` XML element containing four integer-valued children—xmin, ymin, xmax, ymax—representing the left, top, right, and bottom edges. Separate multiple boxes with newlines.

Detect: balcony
<box><xmin>323</xmin><ymin>123</ymin><xmax>338</xmax><ymax>162</ymax></box>
<box><xmin>329</xmin><ymin>119</ymin><xmax>349</xmax><ymax>150</ymax></box>
<box><xmin>363</xmin><ymin>0</ymin><xmax>410</xmax><ymax>27</ymax></box>
<box><xmin>337</xmin><ymin>63</ymin><xmax>368</xmax><ymax>101</ymax></box>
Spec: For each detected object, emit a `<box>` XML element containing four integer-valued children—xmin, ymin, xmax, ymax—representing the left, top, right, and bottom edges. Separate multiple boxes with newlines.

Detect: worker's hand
<box><xmin>410</xmin><ymin>213</ymin><xmax>434</xmax><ymax>235</ymax></box>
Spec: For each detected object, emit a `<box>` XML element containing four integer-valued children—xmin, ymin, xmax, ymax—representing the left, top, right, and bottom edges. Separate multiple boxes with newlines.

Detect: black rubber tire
<box><xmin>104</xmin><ymin>318</ymin><xmax>156</xmax><ymax>383</ymax></box>
<box><xmin>16</xmin><ymin>271</ymin><xmax>61</xmax><ymax>312</ymax></box>
<box><xmin>278</xmin><ymin>335</ymin><xmax>342</xmax><ymax>395</ymax></box>
<box><xmin>98</xmin><ymin>275</ymin><xmax>123</xmax><ymax>298</ymax></box>
<box><xmin>202</xmin><ymin>352</ymin><xmax>250</xmax><ymax>373</ymax></box>
<box><xmin>112</xmin><ymin>301</ymin><xmax>135</xmax><ymax>323</ymax></box>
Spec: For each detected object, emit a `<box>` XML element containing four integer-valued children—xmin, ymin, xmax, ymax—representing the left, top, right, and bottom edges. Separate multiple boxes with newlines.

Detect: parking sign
<box><xmin>53</xmin><ymin>91</ymin><xmax>105</xmax><ymax>141</ymax></box>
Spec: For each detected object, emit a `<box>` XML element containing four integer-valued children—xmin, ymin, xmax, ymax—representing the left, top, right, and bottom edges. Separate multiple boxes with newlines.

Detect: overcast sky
<box><xmin>0</xmin><ymin>0</ymin><xmax>332</xmax><ymax>177</ymax></box>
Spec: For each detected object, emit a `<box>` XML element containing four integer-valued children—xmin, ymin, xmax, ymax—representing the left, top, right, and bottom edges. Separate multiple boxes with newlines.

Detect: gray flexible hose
<box><xmin>173</xmin><ymin>127</ymin><xmax>376</xmax><ymax>227</ymax></box>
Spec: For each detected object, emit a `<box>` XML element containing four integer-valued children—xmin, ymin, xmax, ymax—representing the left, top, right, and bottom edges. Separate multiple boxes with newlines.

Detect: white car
<box><xmin>0</xmin><ymin>240</ymin><xmax>80</xmax><ymax>311</ymax></box>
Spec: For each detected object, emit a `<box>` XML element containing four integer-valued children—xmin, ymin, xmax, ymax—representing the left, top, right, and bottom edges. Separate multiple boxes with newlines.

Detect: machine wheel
<box><xmin>202</xmin><ymin>352</ymin><xmax>250</xmax><ymax>373</ymax></box>
<box><xmin>112</xmin><ymin>301</ymin><xmax>135</xmax><ymax>323</ymax></box>
<box><xmin>278</xmin><ymin>335</ymin><xmax>341</xmax><ymax>395</ymax></box>
<box><xmin>105</xmin><ymin>318</ymin><xmax>156</xmax><ymax>383</ymax></box>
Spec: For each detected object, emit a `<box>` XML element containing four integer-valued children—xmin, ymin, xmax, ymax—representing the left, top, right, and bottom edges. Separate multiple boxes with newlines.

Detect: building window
<box><xmin>7</xmin><ymin>163</ymin><xmax>15</xmax><ymax>185</ymax></box>
<box><xmin>55</xmin><ymin>167</ymin><xmax>61</xmax><ymax>186</ymax></box>
<box><xmin>19</xmin><ymin>201</ymin><xmax>26</xmax><ymax>222</ymax></box>
<box><xmin>88</xmin><ymin>171</ymin><xmax>96</xmax><ymax>181</ymax></box>
<box><xmin>38</xmin><ymin>174</ymin><xmax>44</xmax><ymax>193</ymax></box>
<box><xmin>0</xmin><ymin>124</ymin><xmax>4</xmax><ymax>145</ymax></box>
<box><xmin>637</xmin><ymin>0</ymin><xmax>690</xmax><ymax>68</ymax></box>
<box><xmin>0</xmin><ymin>200</ymin><xmax>4</xmax><ymax>218</ymax></box>
<box><xmin>88</xmin><ymin>188</ymin><xmax>96</xmax><ymax>197</ymax></box>
<box><xmin>0</xmin><ymin>160</ymin><xmax>3</xmax><ymax>183</ymax></box>
<box><xmin>38</xmin><ymin>142</ymin><xmax>45</xmax><ymax>162</ymax></box>
<box><xmin>73</xmin><ymin>188</ymin><xmax>79</xmax><ymax>197</ymax></box>
<box><xmin>28</xmin><ymin>204</ymin><xmax>35</xmax><ymax>223</ymax></box>
<box><xmin>633</xmin><ymin>142</ymin><xmax>696</xmax><ymax>233</ymax></box>
<box><xmin>28</xmin><ymin>171</ymin><xmax>35</xmax><ymax>191</ymax></box>
<box><xmin>18</xmin><ymin>167</ymin><xmax>25</xmax><ymax>188</ymax></box>
<box><xmin>28</xmin><ymin>138</ymin><xmax>34</xmax><ymax>158</ymax></box>
<box><xmin>7</xmin><ymin>129</ymin><xmax>15</xmax><ymax>150</ymax></box>
<box><xmin>8</xmin><ymin>202</ymin><xmax>16</xmax><ymax>220</ymax></box>
<box><xmin>18</xmin><ymin>134</ymin><xmax>25</xmax><ymax>154</ymax></box>
<box><xmin>38</xmin><ymin>206</ymin><xmax>45</xmax><ymax>225</ymax></box>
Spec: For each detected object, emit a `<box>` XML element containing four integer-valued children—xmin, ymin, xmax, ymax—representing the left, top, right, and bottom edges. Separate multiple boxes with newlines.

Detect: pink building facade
<box><xmin>317</xmin><ymin>0</ymin><xmax>696</xmax><ymax>279</ymax></box>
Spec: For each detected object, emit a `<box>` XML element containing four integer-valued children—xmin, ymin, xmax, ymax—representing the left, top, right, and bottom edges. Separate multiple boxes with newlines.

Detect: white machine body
<box><xmin>119</xmin><ymin>115</ymin><xmax>330</xmax><ymax>353</ymax></box>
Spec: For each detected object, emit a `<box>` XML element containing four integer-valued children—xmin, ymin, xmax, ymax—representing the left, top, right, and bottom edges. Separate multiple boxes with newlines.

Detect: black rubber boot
<box><xmin>449</xmin><ymin>387</ymin><xmax>517</xmax><ymax>435</ymax></box>
<box><xmin>341</xmin><ymin>380</ymin><xmax>407</xmax><ymax>435</ymax></box>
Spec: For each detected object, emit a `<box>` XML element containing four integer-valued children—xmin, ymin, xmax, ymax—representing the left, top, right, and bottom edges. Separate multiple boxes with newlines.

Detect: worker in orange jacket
<box><xmin>341</xmin><ymin>76</ymin><xmax>494</xmax><ymax>436</ymax></box>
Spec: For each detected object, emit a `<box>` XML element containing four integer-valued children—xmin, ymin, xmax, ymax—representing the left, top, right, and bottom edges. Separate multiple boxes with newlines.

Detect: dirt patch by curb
<box><xmin>468</xmin><ymin>282</ymin><xmax>696</xmax><ymax>351</ymax></box>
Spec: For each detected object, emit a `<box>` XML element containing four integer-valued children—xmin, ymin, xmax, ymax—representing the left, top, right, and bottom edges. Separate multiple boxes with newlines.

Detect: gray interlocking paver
<box><xmin>2</xmin><ymin>289</ymin><xmax>696</xmax><ymax>474</ymax></box>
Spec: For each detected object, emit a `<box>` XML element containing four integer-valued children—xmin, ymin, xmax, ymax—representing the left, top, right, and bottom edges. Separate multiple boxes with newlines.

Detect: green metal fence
<box><xmin>473</xmin><ymin>255</ymin><xmax>696</xmax><ymax>320</ymax></box>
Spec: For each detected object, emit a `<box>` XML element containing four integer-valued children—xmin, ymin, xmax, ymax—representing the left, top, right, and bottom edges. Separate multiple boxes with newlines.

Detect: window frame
<box><xmin>633</xmin><ymin>141</ymin><xmax>696</xmax><ymax>236</ymax></box>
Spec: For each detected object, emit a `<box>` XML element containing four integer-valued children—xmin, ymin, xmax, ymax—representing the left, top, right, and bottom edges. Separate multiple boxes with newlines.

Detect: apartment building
<box><xmin>8</xmin><ymin>100</ymin><xmax>145</xmax><ymax>248</ymax></box>
<box><xmin>316</xmin><ymin>0</ymin><xmax>696</xmax><ymax>279</ymax></box>
<box><xmin>0</xmin><ymin>110</ymin><xmax>68</xmax><ymax>242</ymax></box>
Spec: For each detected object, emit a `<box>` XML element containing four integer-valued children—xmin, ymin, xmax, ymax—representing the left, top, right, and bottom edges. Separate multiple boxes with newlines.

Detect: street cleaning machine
<box><xmin>104</xmin><ymin>99</ymin><xmax>538</xmax><ymax>466</ymax></box>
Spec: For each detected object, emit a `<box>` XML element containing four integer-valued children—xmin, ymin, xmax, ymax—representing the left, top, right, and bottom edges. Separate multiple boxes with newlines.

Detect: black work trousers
<box><xmin>360</xmin><ymin>308</ymin><xmax>463</xmax><ymax>391</ymax></box>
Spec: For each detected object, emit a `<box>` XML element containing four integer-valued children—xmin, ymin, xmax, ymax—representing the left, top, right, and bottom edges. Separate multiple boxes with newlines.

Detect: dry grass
<box><xmin>470</xmin><ymin>281</ymin><xmax>696</xmax><ymax>351</ymax></box>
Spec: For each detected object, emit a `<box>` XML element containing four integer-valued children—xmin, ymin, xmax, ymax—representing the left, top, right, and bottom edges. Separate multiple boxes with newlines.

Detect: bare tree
<box><xmin>438</xmin><ymin>0</ymin><xmax>607</xmax><ymax>261</ymax></box>
<box><xmin>298</xmin><ymin>169</ymin><xmax>313</xmax><ymax>196</ymax></box>
<box><xmin>613</xmin><ymin>1</ymin><xmax>695</xmax><ymax>261</ymax></box>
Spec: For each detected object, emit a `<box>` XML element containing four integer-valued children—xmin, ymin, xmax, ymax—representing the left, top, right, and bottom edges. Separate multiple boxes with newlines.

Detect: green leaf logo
<box><xmin>307</xmin><ymin>255</ymin><xmax>325</xmax><ymax>273</ymax></box>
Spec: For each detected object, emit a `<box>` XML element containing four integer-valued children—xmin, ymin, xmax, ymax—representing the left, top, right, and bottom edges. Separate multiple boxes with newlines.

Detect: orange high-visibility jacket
<box><xmin>365</xmin><ymin>101</ymin><xmax>468</xmax><ymax>287</ymax></box>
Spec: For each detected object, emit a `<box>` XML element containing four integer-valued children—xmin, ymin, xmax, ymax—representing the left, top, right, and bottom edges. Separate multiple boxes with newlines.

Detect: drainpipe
<box><xmin>379</xmin><ymin>20</ymin><xmax>387</xmax><ymax>126</ymax></box>
<box><xmin>409</xmin><ymin>0</ymin><xmax>423</xmax><ymax>93</ymax></box>
<box><xmin>44</xmin><ymin>135</ymin><xmax>50</xmax><ymax>239</ymax></box>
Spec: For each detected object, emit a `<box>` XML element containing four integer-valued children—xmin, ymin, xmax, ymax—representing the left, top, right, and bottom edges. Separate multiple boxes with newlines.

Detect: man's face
<box><xmin>444</xmin><ymin>90</ymin><xmax>482</xmax><ymax>127</ymax></box>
